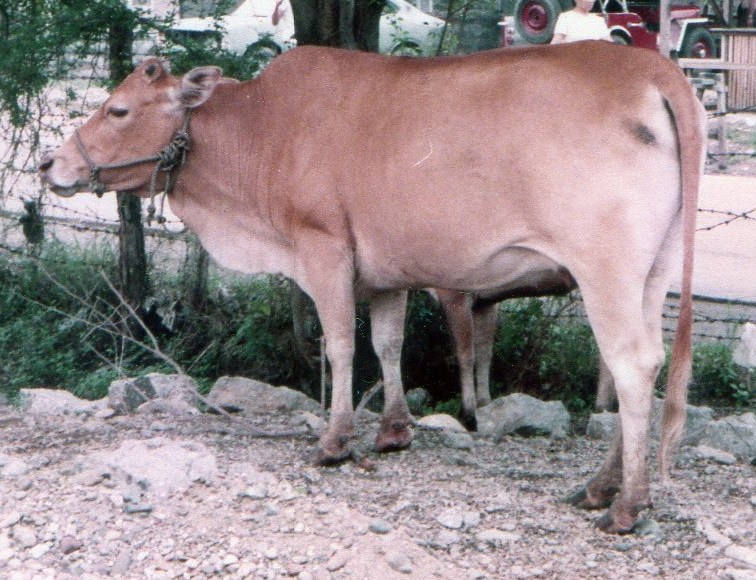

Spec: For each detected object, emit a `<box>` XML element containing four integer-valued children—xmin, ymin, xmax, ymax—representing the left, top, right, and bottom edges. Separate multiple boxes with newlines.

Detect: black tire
<box><xmin>514</xmin><ymin>0</ymin><xmax>563</xmax><ymax>44</ymax></box>
<box><xmin>243</xmin><ymin>38</ymin><xmax>282</xmax><ymax>61</ymax></box>
<box><xmin>610</xmin><ymin>31</ymin><xmax>630</xmax><ymax>46</ymax></box>
<box><xmin>679</xmin><ymin>27</ymin><xmax>716</xmax><ymax>59</ymax></box>
<box><xmin>390</xmin><ymin>41</ymin><xmax>422</xmax><ymax>56</ymax></box>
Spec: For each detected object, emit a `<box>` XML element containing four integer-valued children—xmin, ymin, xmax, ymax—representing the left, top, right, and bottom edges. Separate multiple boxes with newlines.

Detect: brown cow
<box><xmin>39</xmin><ymin>41</ymin><xmax>704</xmax><ymax>533</ymax></box>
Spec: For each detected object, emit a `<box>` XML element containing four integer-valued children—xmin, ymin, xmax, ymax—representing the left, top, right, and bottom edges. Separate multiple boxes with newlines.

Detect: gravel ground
<box><xmin>0</xmin><ymin>406</ymin><xmax>754</xmax><ymax>579</ymax></box>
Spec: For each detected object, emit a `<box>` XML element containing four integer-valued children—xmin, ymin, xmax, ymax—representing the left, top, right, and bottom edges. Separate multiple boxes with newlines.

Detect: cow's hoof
<box><xmin>374</xmin><ymin>422</ymin><xmax>413</xmax><ymax>453</ymax></box>
<box><xmin>313</xmin><ymin>432</ymin><xmax>353</xmax><ymax>466</ymax></box>
<box><xmin>460</xmin><ymin>410</ymin><xmax>477</xmax><ymax>432</ymax></box>
<box><xmin>595</xmin><ymin>510</ymin><xmax>636</xmax><ymax>535</ymax></box>
<box><xmin>562</xmin><ymin>487</ymin><xmax>616</xmax><ymax>510</ymax></box>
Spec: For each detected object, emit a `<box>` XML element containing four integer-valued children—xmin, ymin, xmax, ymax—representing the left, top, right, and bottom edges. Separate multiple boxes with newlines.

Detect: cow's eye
<box><xmin>108</xmin><ymin>107</ymin><xmax>129</xmax><ymax>118</ymax></box>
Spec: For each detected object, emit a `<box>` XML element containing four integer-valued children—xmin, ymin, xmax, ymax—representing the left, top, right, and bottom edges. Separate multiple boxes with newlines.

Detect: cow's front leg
<box><xmin>296</xmin><ymin>242</ymin><xmax>358</xmax><ymax>465</ymax></box>
<box><xmin>370</xmin><ymin>290</ymin><xmax>414</xmax><ymax>452</ymax></box>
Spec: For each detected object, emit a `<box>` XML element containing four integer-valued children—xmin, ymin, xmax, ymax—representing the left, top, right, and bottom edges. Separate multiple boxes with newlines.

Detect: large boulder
<box><xmin>108</xmin><ymin>373</ymin><xmax>199</xmax><ymax>415</ymax></box>
<box><xmin>476</xmin><ymin>393</ymin><xmax>570</xmax><ymax>439</ymax></box>
<box><xmin>699</xmin><ymin>412</ymin><xmax>756</xmax><ymax>459</ymax></box>
<box><xmin>207</xmin><ymin>376</ymin><xmax>320</xmax><ymax>415</ymax></box>
<box><xmin>586</xmin><ymin>399</ymin><xmax>714</xmax><ymax>446</ymax></box>
<box><xmin>18</xmin><ymin>388</ymin><xmax>105</xmax><ymax>416</ymax></box>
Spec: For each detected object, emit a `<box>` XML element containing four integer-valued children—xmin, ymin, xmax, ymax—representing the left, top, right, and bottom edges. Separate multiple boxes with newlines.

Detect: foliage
<box><xmin>0</xmin><ymin>243</ymin><xmax>121</xmax><ymax>398</ymax></box>
<box><xmin>490</xmin><ymin>296</ymin><xmax>600</xmax><ymax>412</ymax></box>
<box><xmin>691</xmin><ymin>342</ymin><xmax>754</xmax><ymax>407</ymax></box>
<box><xmin>0</xmin><ymin>0</ymin><xmax>149</xmax><ymax>125</ymax></box>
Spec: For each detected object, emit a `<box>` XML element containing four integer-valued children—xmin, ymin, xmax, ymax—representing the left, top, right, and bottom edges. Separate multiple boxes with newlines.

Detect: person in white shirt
<box><xmin>550</xmin><ymin>0</ymin><xmax>611</xmax><ymax>44</ymax></box>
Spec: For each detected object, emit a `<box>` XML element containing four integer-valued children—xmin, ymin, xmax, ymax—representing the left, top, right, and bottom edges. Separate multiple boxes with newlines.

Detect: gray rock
<box><xmin>418</xmin><ymin>413</ymin><xmax>468</xmax><ymax>432</ymax></box>
<box><xmin>700</xmin><ymin>413</ymin><xmax>756</xmax><ymax>458</ymax></box>
<box><xmin>442</xmin><ymin>431</ymin><xmax>476</xmax><ymax>450</ymax></box>
<box><xmin>477</xmin><ymin>393</ymin><xmax>570</xmax><ymax>439</ymax></box>
<box><xmin>18</xmin><ymin>388</ymin><xmax>105</xmax><ymax>417</ymax></box>
<box><xmin>433</xmin><ymin>530</ymin><xmax>462</xmax><ymax>549</ymax></box>
<box><xmin>296</xmin><ymin>411</ymin><xmax>327</xmax><ymax>434</ymax></box>
<box><xmin>693</xmin><ymin>445</ymin><xmax>738</xmax><ymax>465</ymax></box>
<box><xmin>0</xmin><ymin>454</ymin><xmax>30</xmax><ymax>477</ymax></box>
<box><xmin>91</xmin><ymin>437</ymin><xmax>217</xmax><ymax>497</ymax></box>
<box><xmin>475</xmin><ymin>529</ymin><xmax>522</xmax><ymax>545</ymax></box>
<box><xmin>207</xmin><ymin>376</ymin><xmax>320</xmax><ymax>415</ymax></box>
<box><xmin>111</xmin><ymin>549</ymin><xmax>133</xmax><ymax>576</ymax></box>
<box><xmin>11</xmin><ymin>524</ymin><xmax>37</xmax><ymax>548</ymax></box>
<box><xmin>386</xmin><ymin>551</ymin><xmax>413</xmax><ymax>574</ymax></box>
<box><xmin>59</xmin><ymin>535</ymin><xmax>82</xmax><ymax>555</ymax></box>
<box><xmin>109</xmin><ymin>373</ymin><xmax>198</xmax><ymax>415</ymax></box>
<box><xmin>725</xmin><ymin>544</ymin><xmax>756</xmax><ymax>569</ymax></box>
<box><xmin>586</xmin><ymin>399</ymin><xmax>714</xmax><ymax>446</ymax></box>
<box><xmin>368</xmin><ymin>519</ymin><xmax>393</xmax><ymax>534</ymax></box>
<box><xmin>733</xmin><ymin>322</ymin><xmax>756</xmax><ymax>368</ymax></box>
<box><xmin>586</xmin><ymin>411</ymin><xmax>616</xmax><ymax>440</ymax></box>
<box><xmin>437</xmin><ymin>509</ymin><xmax>464</xmax><ymax>530</ymax></box>
<box><xmin>405</xmin><ymin>388</ymin><xmax>431</xmax><ymax>415</ymax></box>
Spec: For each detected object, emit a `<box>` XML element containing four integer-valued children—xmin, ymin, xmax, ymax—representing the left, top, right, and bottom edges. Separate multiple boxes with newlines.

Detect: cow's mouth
<box><xmin>48</xmin><ymin>184</ymin><xmax>84</xmax><ymax>198</ymax></box>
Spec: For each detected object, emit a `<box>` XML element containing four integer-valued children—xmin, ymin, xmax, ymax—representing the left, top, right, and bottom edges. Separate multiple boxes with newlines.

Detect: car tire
<box><xmin>610</xmin><ymin>31</ymin><xmax>630</xmax><ymax>46</ymax></box>
<box><xmin>514</xmin><ymin>0</ymin><xmax>562</xmax><ymax>44</ymax></box>
<box><xmin>243</xmin><ymin>38</ymin><xmax>282</xmax><ymax>61</ymax></box>
<box><xmin>391</xmin><ymin>41</ymin><xmax>422</xmax><ymax>56</ymax></box>
<box><xmin>679</xmin><ymin>27</ymin><xmax>715</xmax><ymax>59</ymax></box>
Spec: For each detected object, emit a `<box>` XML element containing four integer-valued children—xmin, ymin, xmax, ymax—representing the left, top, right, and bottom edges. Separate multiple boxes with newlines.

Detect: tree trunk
<box><xmin>109</xmin><ymin>10</ymin><xmax>149</xmax><ymax>312</ymax></box>
<box><xmin>286</xmin><ymin>0</ymin><xmax>386</xmax><ymax>382</ymax></box>
<box><xmin>181</xmin><ymin>232</ymin><xmax>210</xmax><ymax>312</ymax></box>
<box><xmin>116</xmin><ymin>192</ymin><xmax>149</xmax><ymax>308</ymax></box>
<box><xmin>290</xmin><ymin>0</ymin><xmax>384</xmax><ymax>51</ymax></box>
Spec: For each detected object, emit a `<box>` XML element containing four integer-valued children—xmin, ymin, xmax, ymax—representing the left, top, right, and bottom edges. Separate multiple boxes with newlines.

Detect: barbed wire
<box><xmin>697</xmin><ymin>206</ymin><xmax>756</xmax><ymax>230</ymax></box>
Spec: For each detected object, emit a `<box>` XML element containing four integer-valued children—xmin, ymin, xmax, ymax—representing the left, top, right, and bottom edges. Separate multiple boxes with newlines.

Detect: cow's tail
<box><xmin>656</xmin><ymin>65</ymin><xmax>705</xmax><ymax>481</ymax></box>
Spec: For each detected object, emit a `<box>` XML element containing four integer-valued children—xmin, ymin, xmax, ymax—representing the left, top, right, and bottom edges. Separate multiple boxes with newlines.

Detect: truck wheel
<box><xmin>680</xmin><ymin>27</ymin><xmax>715</xmax><ymax>59</ymax></box>
<box><xmin>514</xmin><ymin>0</ymin><xmax>562</xmax><ymax>44</ymax></box>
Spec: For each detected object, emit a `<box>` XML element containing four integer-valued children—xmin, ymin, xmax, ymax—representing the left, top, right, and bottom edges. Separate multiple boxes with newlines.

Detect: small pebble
<box><xmin>60</xmin><ymin>535</ymin><xmax>82</xmax><ymax>555</ymax></box>
<box><xmin>368</xmin><ymin>519</ymin><xmax>392</xmax><ymax>534</ymax></box>
<box><xmin>386</xmin><ymin>551</ymin><xmax>413</xmax><ymax>574</ymax></box>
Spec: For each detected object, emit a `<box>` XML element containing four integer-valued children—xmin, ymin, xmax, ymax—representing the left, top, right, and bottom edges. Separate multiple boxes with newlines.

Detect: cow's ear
<box><xmin>142</xmin><ymin>59</ymin><xmax>170</xmax><ymax>83</ymax></box>
<box><xmin>177</xmin><ymin>66</ymin><xmax>223</xmax><ymax>109</ymax></box>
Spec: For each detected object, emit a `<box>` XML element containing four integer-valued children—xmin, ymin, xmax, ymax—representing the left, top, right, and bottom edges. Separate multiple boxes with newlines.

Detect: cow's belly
<box><xmin>355</xmin><ymin>242</ymin><xmax>571</xmax><ymax>296</ymax></box>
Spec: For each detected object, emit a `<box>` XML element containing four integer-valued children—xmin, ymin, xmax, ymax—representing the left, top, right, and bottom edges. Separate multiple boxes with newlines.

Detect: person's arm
<box><xmin>550</xmin><ymin>13</ymin><xmax>568</xmax><ymax>44</ymax></box>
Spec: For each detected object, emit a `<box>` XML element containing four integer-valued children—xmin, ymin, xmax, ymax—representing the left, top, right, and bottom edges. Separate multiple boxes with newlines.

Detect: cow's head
<box><xmin>39</xmin><ymin>58</ymin><xmax>222</xmax><ymax>198</ymax></box>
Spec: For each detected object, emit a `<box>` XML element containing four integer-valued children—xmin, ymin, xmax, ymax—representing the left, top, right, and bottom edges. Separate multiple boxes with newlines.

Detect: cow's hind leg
<box><xmin>371</xmin><ymin>290</ymin><xmax>414</xmax><ymax>453</ymax></box>
<box><xmin>595</xmin><ymin>355</ymin><xmax>616</xmax><ymax>411</ymax></box>
<box><xmin>472</xmin><ymin>302</ymin><xmax>498</xmax><ymax>408</ymax></box>
<box><xmin>569</xmin><ymin>280</ymin><xmax>665</xmax><ymax>533</ymax></box>
<box><xmin>437</xmin><ymin>290</ymin><xmax>478</xmax><ymax>430</ymax></box>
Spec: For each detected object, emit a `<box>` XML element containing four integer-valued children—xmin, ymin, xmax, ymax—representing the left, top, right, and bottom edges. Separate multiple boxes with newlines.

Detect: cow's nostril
<box><xmin>38</xmin><ymin>157</ymin><xmax>54</xmax><ymax>172</ymax></box>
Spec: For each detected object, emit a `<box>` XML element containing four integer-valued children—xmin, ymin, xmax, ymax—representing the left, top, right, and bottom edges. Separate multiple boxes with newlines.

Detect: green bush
<box><xmin>0</xmin><ymin>243</ymin><xmax>121</xmax><ymax>399</ymax></box>
<box><xmin>691</xmin><ymin>342</ymin><xmax>753</xmax><ymax>407</ymax></box>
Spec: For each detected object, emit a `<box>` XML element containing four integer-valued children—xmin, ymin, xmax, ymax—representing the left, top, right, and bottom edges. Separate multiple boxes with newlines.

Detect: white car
<box><xmin>169</xmin><ymin>0</ymin><xmax>444</xmax><ymax>57</ymax></box>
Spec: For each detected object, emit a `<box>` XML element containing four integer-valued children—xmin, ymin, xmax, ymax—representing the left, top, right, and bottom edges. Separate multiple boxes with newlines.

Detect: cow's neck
<box><xmin>167</xmin><ymin>84</ymin><xmax>294</xmax><ymax>278</ymax></box>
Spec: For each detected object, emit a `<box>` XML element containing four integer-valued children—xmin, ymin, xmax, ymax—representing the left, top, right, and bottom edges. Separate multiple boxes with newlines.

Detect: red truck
<box><xmin>505</xmin><ymin>0</ymin><xmax>717</xmax><ymax>57</ymax></box>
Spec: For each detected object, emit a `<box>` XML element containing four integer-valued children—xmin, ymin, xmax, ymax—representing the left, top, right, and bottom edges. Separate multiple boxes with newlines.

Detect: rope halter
<box><xmin>73</xmin><ymin>112</ymin><xmax>191</xmax><ymax>225</ymax></box>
